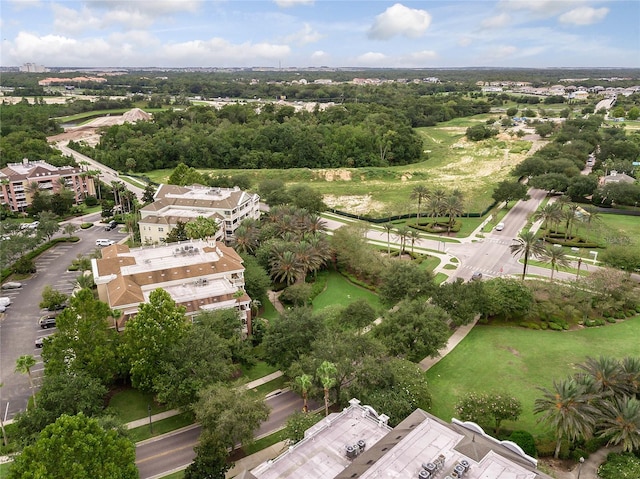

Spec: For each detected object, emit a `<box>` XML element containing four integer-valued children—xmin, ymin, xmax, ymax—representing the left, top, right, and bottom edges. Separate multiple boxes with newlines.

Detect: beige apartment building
<box><xmin>91</xmin><ymin>239</ymin><xmax>252</xmax><ymax>334</ymax></box>
<box><xmin>248</xmin><ymin>398</ymin><xmax>551</xmax><ymax>479</ymax></box>
<box><xmin>139</xmin><ymin>184</ymin><xmax>260</xmax><ymax>244</ymax></box>
<box><xmin>0</xmin><ymin>159</ymin><xmax>95</xmax><ymax>212</ymax></box>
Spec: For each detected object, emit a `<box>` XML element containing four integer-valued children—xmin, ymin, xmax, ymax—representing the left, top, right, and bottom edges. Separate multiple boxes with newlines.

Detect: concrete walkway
<box><xmin>546</xmin><ymin>445</ymin><xmax>619</xmax><ymax>479</ymax></box>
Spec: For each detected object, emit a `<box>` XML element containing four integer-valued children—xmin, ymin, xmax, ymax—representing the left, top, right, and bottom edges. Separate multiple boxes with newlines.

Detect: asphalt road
<box><xmin>135</xmin><ymin>390</ymin><xmax>316</xmax><ymax>479</ymax></box>
<box><xmin>56</xmin><ymin>142</ymin><xmax>145</xmax><ymax>200</ymax></box>
<box><xmin>0</xmin><ymin>216</ymin><xmax>128</xmax><ymax>419</ymax></box>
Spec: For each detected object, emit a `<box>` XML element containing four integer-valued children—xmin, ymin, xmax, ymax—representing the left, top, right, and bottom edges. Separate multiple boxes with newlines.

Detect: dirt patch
<box><xmin>315</xmin><ymin>169</ymin><xmax>352</xmax><ymax>181</ymax></box>
<box><xmin>507</xmin><ymin>347</ymin><xmax>520</xmax><ymax>356</ymax></box>
<box><xmin>47</xmin><ymin>108</ymin><xmax>152</xmax><ymax>145</ymax></box>
<box><xmin>323</xmin><ymin>194</ymin><xmax>386</xmax><ymax>215</ymax></box>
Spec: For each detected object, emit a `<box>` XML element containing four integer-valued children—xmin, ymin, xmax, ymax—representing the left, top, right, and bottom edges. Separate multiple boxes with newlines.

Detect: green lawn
<box><xmin>425</xmin><ymin>316</ymin><xmax>640</xmax><ymax>439</ymax></box>
<box><xmin>0</xmin><ymin>462</ymin><xmax>12</xmax><ymax>476</ymax></box>
<box><xmin>108</xmin><ymin>388</ymin><xmax>169</xmax><ymax>423</ymax></box>
<box><xmin>312</xmin><ymin>271</ymin><xmax>381</xmax><ymax>311</ymax></box>
<box><xmin>159</xmin><ymin>471</ymin><xmax>185</xmax><ymax>479</ymax></box>
<box><xmin>127</xmin><ymin>412</ymin><xmax>194</xmax><ymax>443</ymax></box>
<box><xmin>241</xmin><ymin>361</ymin><xmax>279</xmax><ymax>382</ymax></box>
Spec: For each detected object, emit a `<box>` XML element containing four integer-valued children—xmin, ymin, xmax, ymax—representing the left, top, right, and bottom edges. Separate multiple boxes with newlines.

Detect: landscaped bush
<box><xmin>535</xmin><ymin>438</ymin><xmax>559</xmax><ymax>458</ymax></box>
<box><xmin>547</xmin><ymin>322</ymin><xmax>564</xmax><ymax>331</ymax></box>
<box><xmin>598</xmin><ymin>452</ymin><xmax>640</xmax><ymax>479</ymax></box>
<box><xmin>570</xmin><ymin>448</ymin><xmax>588</xmax><ymax>462</ymax></box>
<box><xmin>508</xmin><ymin>431</ymin><xmax>537</xmax><ymax>457</ymax></box>
<box><xmin>412</xmin><ymin>221</ymin><xmax>461</xmax><ymax>234</ymax></box>
<box><xmin>13</xmin><ymin>256</ymin><xmax>36</xmax><ymax>274</ymax></box>
<box><xmin>519</xmin><ymin>322</ymin><xmax>541</xmax><ymax>330</ymax></box>
<box><xmin>583</xmin><ymin>436</ymin><xmax>608</xmax><ymax>453</ymax></box>
<box><xmin>614</xmin><ymin>311</ymin><xmax>626</xmax><ymax>319</ymax></box>
<box><xmin>80</xmin><ymin>222</ymin><xmax>93</xmax><ymax>229</ymax></box>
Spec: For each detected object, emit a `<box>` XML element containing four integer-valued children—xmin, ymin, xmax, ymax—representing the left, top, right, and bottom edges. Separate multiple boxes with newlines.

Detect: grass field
<box><xmin>127</xmin><ymin>412</ymin><xmax>194</xmax><ymax>443</ymax></box>
<box><xmin>108</xmin><ymin>388</ymin><xmax>170</xmax><ymax>422</ymax></box>
<box><xmin>425</xmin><ymin>316</ymin><xmax>640</xmax><ymax>439</ymax></box>
<box><xmin>312</xmin><ymin>270</ymin><xmax>381</xmax><ymax>311</ymax></box>
<box><xmin>144</xmin><ymin>113</ymin><xmax>538</xmax><ymax>218</ymax></box>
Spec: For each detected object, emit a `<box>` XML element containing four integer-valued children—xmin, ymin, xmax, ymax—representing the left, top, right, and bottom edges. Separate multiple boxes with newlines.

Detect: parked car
<box><xmin>1</xmin><ymin>281</ymin><xmax>22</xmax><ymax>290</ymax></box>
<box><xmin>39</xmin><ymin>314</ymin><xmax>58</xmax><ymax>329</ymax></box>
<box><xmin>35</xmin><ymin>337</ymin><xmax>44</xmax><ymax>348</ymax></box>
<box><xmin>96</xmin><ymin>239</ymin><xmax>116</xmax><ymax>247</ymax></box>
<box><xmin>105</xmin><ymin>220</ymin><xmax>117</xmax><ymax>231</ymax></box>
<box><xmin>0</xmin><ymin>297</ymin><xmax>11</xmax><ymax>307</ymax></box>
<box><xmin>495</xmin><ymin>222</ymin><xmax>505</xmax><ymax>231</ymax></box>
<box><xmin>471</xmin><ymin>272</ymin><xmax>483</xmax><ymax>281</ymax></box>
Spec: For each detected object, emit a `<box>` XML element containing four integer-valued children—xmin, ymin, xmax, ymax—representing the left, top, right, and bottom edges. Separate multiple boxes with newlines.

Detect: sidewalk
<box><xmin>226</xmin><ymin>441</ymin><xmax>289</xmax><ymax>478</ymax></box>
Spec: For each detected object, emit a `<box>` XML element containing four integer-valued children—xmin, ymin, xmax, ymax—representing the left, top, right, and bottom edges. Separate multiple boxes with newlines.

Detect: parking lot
<box><xmin>0</xmin><ymin>216</ymin><xmax>128</xmax><ymax>419</ymax></box>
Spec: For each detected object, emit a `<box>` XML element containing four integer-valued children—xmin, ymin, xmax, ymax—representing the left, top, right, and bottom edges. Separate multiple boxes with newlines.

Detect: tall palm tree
<box><xmin>441</xmin><ymin>195</ymin><xmax>464</xmax><ymax>234</ymax></box>
<box><xmin>395</xmin><ymin>225</ymin><xmax>410</xmax><ymax>254</ymax></box>
<box><xmin>410</xmin><ymin>185</ymin><xmax>430</xmax><ymax>221</ymax></box>
<box><xmin>534</xmin><ymin>378</ymin><xmax>599</xmax><ymax>458</ymax></box>
<box><xmin>582</xmin><ymin>206</ymin><xmax>601</xmax><ymax>243</ymax></box>
<box><xmin>532</xmin><ymin>203</ymin><xmax>562</xmax><ymax>236</ymax></box>
<box><xmin>562</xmin><ymin>204</ymin><xmax>580</xmax><ymax>240</ymax></box>
<box><xmin>15</xmin><ymin>355</ymin><xmax>38</xmax><ymax>408</ymax></box>
<box><xmin>304</xmin><ymin>234</ymin><xmax>332</xmax><ymax>277</ymax></box>
<box><xmin>408</xmin><ymin>229</ymin><xmax>421</xmax><ymax>254</ymax></box>
<box><xmin>426</xmin><ymin>196</ymin><xmax>444</xmax><ymax>226</ymax></box>
<box><xmin>598</xmin><ymin>396</ymin><xmax>640</xmax><ymax>452</ymax></box>
<box><xmin>233</xmin><ymin>225</ymin><xmax>259</xmax><ymax>254</ymax></box>
<box><xmin>510</xmin><ymin>231</ymin><xmax>544</xmax><ymax>280</ymax></box>
<box><xmin>541</xmin><ymin>245</ymin><xmax>570</xmax><ymax>281</ymax></box>
<box><xmin>317</xmin><ymin>361</ymin><xmax>337</xmax><ymax>417</ymax></box>
<box><xmin>296</xmin><ymin>374</ymin><xmax>313</xmax><ymax>413</ymax></box>
<box><xmin>382</xmin><ymin>222</ymin><xmax>394</xmax><ymax>256</ymax></box>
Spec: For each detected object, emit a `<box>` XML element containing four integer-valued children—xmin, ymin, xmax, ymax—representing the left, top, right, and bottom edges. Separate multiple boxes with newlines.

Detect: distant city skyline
<box><xmin>1</xmin><ymin>1</ymin><xmax>638</xmax><ymax>69</ymax></box>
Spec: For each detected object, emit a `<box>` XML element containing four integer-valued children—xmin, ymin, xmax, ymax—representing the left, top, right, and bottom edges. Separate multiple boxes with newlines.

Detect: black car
<box><xmin>39</xmin><ymin>314</ymin><xmax>57</xmax><ymax>329</ymax></box>
<box><xmin>105</xmin><ymin>220</ymin><xmax>117</xmax><ymax>231</ymax></box>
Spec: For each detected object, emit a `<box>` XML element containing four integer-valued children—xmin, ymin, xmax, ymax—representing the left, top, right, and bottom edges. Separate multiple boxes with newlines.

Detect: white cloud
<box><xmin>499</xmin><ymin>0</ymin><xmax>584</xmax><ymax>16</ymax></box>
<box><xmin>163</xmin><ymin>38</ymin><xmax>290</xmax><ymax>65</ymax></box>
<box><xmin>274</xmin><ymin>0</ymin><xmax>314</xmax><ymax>7</ymax></box>
<box><xmin>368</xmin><ymin>3</ymin><xmax>432</xmax><ymax>40</ymax></box>
<box><xmin>481</xmin><ymin>13</ymin><xmax>511</xmax><ymax>29</ymax></box>
<box><xmin>7</xmin><ymin>0</ymin><xmax>42</xmax><ymax>10</ymax></box>
<box><xmin>52</xmin><ymin>4</ymin><xmax>102</xmax><ymax>34</ymax></box>
<box><xmin>457</xmin><ymin>36</ymin><xmax>473</xmax><ymax>47</ymax></box>
<box><xmin>282</xmin><ymin>23</ymin><xmax>323</xmax><ymax>45</ymax></box>
<box><xmin>558</xmin><ymin>7</ymin><xmax>609</xmax><ymax>25</ymax></box>
<box><xmin>6</xmin><ymin>31</ymin><xmax>114</xmax><ymax>65</ymax></box>
<box><xmin>311</xmin><ymin>50</ymin><xmax>328</xmax><ymax>59</ymax></box>
<box><xmin>90</xmin><ymin>0</ymin><xmax>201</xmax><ymax>16</ymax></box>
<box><xmin>355</xmin><ymin>51</ymin><xmax>387</xmax><ymax>65</ymax></box>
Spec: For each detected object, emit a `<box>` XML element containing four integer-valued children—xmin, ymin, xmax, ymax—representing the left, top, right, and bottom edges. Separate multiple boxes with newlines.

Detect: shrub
<box><xmin>614</xmin><ymin>311</ymin><xmax>626</xmax><ymax>319</ymax></box>
<box><xmin>595</xmin><ymin>318</ymin><xmax>606</xmax><ymax>326</ymax></box>
<box><xmin>508</xmin><ymin>431</ymin><xmax>537</xmax><ymax>457</ymax></box>
<box><xmin>13</xmin><ymin>256</ymin><xmax>36</xmax><ymax>274</ymax></box>
<box><xmin>548</xmin><ymin>322</ymin><xmax>564</xmax><ymax>331</ymax></box>
<box><xmin>80</xmin><ymin>222</ymin><xmax>93</xmax><ymax>229</ymax></box>
<box><xmin>584</xmin><ymin>436</ymin><xmax>607</xmax><ymax>453</ymax></box>
<box><xmin>535</xmin><ymin>439</ymin><xmax>558</xmax><ymax>457</ymax></box>
<box><xmin>598</xmin><ymin>452</ymin><xmax>640</xmax><ymax>479</ymax></box>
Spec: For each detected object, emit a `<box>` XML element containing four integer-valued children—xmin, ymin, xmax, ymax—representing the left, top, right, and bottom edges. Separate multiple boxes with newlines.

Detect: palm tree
<box><xmin>426</xmin><ymin>196</ymin><xmax>444</xmax><ymax>227</ymax></box>
<box><xmin>541</xmin><ymin>245</ymin><xmax>570</xmax><ymax>281</ymax></box>
<box><xmin>304</xmin><ymin>234</ymin><xmax>332</xmax><ymax>277</ymax></box>
<box><xmin>577</xmin><ymin>356</ymin><xmax>630</xmax><ymax>398</ymax></box>
<box><xmin>296</xmin><ymin>374</ymin><xmax>313</xmax><ymax>413</ymax></box>
<box><xmin>532</xmin><ymin>203</ymin><xmax>562</xmax><ymax>236</ymax></box>
<box><xmin>620</xmin><ymin>356</ymin><xmax>640</xmax><ymax>399</ymax></box>
<box><xmin>269</xmin><ymin>245</ymin><xmax>304</xmax><ymax>285</ymax></box>
<box><xmin>582</xmin><ymin>206</ymin><xmax>601</xmax><ymax>243</ymax></box>
<box><xmin>441</xmin><ymin>195</ymin><xmax>464</xmax><ymax>234</ymax></box>
<box><xmin>233</xmin><ymin>224</ymin><xmax>259</xmax><ymax>254</ymax></box>
<box><xmin>510</xmin><ymin>231</ymin><xmax>544</xmax><ymax>280</ymax></box>
<box><xmin>382</xmin><ymin>222</ymin><xmax>394</xmax><ymax>256</ymax></box>
<box><xmin>598</xmin><ymin>396</ymin><xmax>640</xmax><ymax>452</ymax></box>
<box><xmin>395</xmin><ymin>225</ymin><xmax>410</xmax><ymax>254</ymax></box>
<box><xmin>562</xmin><ymin>204</ymin><xmax>580</xmax><ymax>240</ymax></box>
<box><xmin>410</xmin><ymin>185</ymin><xmax>429</xmax><ymax>221</ymax></box>
<box><xmin>534</xmin><ymin>378</ymin><xmax>599</xmax><ymax>458</ymax></box>
<box><xmin>408</xmin><ymin>229</ymin><xmax>421</xmax><ymax>254</ymax></box>
<box><xmin>15</xmin><ymin>355</ymin><xmax>38</xmax><ymax>408</ymax></box>
<box><xmin>317</xmin><ymin>361</ymin><xmax>337</xmax><ymax>417</ymax></box>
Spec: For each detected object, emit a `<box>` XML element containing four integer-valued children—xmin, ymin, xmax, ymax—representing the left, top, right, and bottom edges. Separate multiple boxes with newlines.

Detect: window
<box><xmin>158</xmin><ymin>227</ymin><xmax>164</xmax><ymax>232</ymax></box>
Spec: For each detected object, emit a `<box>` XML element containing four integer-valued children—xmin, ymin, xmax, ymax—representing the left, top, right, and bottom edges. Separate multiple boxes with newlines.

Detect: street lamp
<box><xmin>577</xmin><ymin>456</ymin><xmax>585</xmax><ymax>479</ymax></box>
<box><xmin>571</xmin><ymin>247</ymin><xmax>583</xmax><ymax>280</ymax></box>
<box><xmin>147</xmin><ymin>403</ymin><xmax>153</xmax><ymax>434</ymax></box>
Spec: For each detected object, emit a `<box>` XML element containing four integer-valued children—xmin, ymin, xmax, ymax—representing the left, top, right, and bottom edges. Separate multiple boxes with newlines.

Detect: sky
<box><xmin>1</xmin><ymin>0</ymin><xmax>639</xmax><ymax>69</ymax></box>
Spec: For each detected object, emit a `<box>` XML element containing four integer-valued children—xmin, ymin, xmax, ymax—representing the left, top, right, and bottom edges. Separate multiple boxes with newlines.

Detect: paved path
<box><xmin>418</xmin><ymin>317</ymin><xmax>479</xmax><ymax>371</ymax></box>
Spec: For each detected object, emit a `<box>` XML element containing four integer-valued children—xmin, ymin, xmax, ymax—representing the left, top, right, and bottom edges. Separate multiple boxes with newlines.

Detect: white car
<box><xmin>1</xmin><ymin>282</ymin><xmax>22</xmax><ymax>290</ymax></box>
<box><xmin>0</xmin><ymin>297</ymin><xmax>11</xmax><ymax>313</ymax></box>
<box><xmin>96</xmin><ymin>239</ymin><xmax>116</xmax><ymax>246</ymax></box>
<box><xmin>495</xmin><ymin>222</ymin><xmax>505</xmax><ymax>231</ymax></box>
